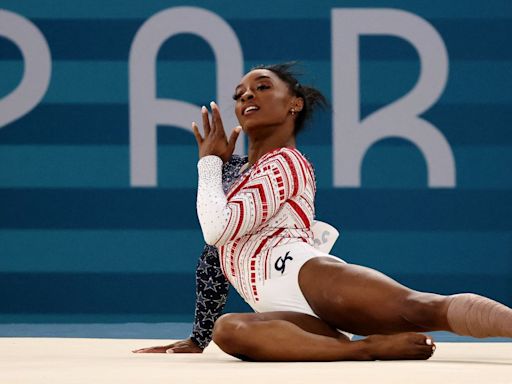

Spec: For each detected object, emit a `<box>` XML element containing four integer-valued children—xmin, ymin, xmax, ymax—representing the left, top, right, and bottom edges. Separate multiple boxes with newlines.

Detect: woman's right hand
<box><xmin>132</xmin><ymin>337</ymin><xmax>203</xmax><ymax>354</ymax></box>
<box><xmin>192</xmin><ymin>101</ymin><xmax>241</xmax><ymax>162</ymax></box>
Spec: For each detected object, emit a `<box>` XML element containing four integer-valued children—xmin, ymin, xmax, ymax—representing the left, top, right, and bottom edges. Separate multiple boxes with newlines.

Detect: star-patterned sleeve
<box><xmin>197</xmin><ymin>148</ymin><xmax>309</xmax><ymax>247</ymax></box>
<box><xmin>189</xmin><ymin>244</ymin><xmax>229</xmax><ymax>349</ymax></box>
<box><xmin>188</xmin><ymin>155</ymin><xmax>248</xmax><ymax>349</ymax></box>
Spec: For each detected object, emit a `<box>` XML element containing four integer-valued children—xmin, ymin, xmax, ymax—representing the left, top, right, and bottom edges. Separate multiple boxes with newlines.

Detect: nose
<box><xmin>240</xmin><ymin>89</ymin><xmax>254</xmax><ymax>102</ymax></box>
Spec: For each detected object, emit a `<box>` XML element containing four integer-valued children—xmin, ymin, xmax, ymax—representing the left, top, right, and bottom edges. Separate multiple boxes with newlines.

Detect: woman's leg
<box><xmin>298</xmin><ymin>257</ymin><xmax>512</xmax><ymax>338</ymax></box>
<box><xmin>212</xmin><ymin>311</ymin><xmax>435</xmax><ymax>362</ymax></box>
<box><xmin>445</xmin><ymin>293</ymin><xmax>512</xmax><ymax>338</ymax></box>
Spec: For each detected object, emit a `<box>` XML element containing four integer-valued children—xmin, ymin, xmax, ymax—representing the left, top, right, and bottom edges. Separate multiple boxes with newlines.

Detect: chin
<box><xmin>241</xmin><ymin>116</ymin><xmax>270</xmax><ymax>128</ymax></box>
<box><xmin>240</xmin><ymin>119</ymin><xmax>256</xmax><ymax>131</ymax></box>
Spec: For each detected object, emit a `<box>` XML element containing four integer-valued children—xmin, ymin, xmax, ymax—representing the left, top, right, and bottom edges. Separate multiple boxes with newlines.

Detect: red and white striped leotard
<box><xmin>196</xmin><ymin>147</ymin><xmax>316</xmax><ymax>305</ymax></box>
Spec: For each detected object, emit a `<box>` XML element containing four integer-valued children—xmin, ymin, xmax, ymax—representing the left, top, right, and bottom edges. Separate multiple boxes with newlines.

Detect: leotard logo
<box><xmin>274</xmin><ymin>252</ymin><xmax>293</xmax><ymax>274</ymax></box>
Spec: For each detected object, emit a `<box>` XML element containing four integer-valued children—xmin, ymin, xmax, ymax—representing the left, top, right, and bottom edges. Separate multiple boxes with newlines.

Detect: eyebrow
<box><xmin>235</xmin><ymin>75</ymin><xmax>272</xmax><ymax>90</ymax></box>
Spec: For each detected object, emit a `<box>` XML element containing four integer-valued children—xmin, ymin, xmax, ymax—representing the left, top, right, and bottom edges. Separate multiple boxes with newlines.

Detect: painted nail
<box><xmin>426</xmin><ymin>338</ymin><xmax>432</xmax><ymax>345</ymax></box>
<box><xmin>166</xmin><ymin>349</ymin><xmax>174</xmax><ymax>354</ymax></box>
<box><xmin>201</xmin><ymin>106</ymin><xmax>207</xmax><ymax>112</ymax></box>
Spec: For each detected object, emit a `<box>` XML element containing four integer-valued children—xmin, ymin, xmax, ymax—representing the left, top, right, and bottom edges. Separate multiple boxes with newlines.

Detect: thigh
<box><xmin>298</xmin><ymin>257</ymin><xmax>443</xmax><ymax>336</ymax></box>
<box><xmin>218</xmin><ymin>311</ymin><xmax>348</xmax><ymax>340</ymax></box>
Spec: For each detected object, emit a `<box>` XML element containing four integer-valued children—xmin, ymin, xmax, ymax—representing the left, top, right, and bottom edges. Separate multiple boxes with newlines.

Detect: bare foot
<box><xmin>132</xmin><ymin>338</ymin><xmax>203</xmax><ymax>354</ymax></box>
<box><xmin>365</xmin><ymin>333</ymin><xmax>436</xmax><ymax>360</ymax></box>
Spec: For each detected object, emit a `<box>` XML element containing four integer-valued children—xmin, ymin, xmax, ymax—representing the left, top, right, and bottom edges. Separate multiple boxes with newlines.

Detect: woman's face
<box><xmin>233</xmin><ymin>69</ymin><xmax>296</xmax><ymax>132</ymax></box>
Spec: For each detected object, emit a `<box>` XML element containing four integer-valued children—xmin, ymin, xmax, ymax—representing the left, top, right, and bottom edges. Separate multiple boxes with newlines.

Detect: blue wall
<box><xmin>0</xmin><ymin>0</ymin><xmax>510</xmax><ymax>322</ymax></box>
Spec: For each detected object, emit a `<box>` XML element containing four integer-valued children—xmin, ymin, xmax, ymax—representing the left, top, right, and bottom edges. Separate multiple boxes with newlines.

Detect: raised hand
<box><xmin>192</xmin><ymin>101</ymin><xmax>241</xmax><ymax>163</ymax></box>
<box><xmin>132</xmin><ymin>337</ymin><xmax>203</xmax><ymax>354</ymax></box>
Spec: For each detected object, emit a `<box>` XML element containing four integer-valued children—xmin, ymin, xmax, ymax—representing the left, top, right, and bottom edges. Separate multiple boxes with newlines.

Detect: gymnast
<box><xmin>134</xmin><ymin>63</ymin><xmax>512</xmax><ymax>361</ymax></box>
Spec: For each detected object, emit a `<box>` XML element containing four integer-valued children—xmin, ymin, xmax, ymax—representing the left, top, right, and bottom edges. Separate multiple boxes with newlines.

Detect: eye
<box><xmin>256</xmin><ymin>84</ymin><xmax>270</xmax><ymax>91</ymax></box>
<box><xmin>232</xmin><ymin>92</ymin><xmax>242</xmax><ymax>101</ymax></box>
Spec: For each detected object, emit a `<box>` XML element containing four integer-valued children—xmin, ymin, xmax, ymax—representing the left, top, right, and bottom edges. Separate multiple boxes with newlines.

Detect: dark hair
<box><xmin>252</xmin><ymin>62</ymin><xmax>327</xmax><ymax>134</ymax></box>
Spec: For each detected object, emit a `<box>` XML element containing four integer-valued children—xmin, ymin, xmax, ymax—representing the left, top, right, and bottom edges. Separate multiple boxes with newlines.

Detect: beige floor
<box><xmin>0</xmin><ymin>338</ymin><xmax>511</xmax><ymax>384</ymax></box>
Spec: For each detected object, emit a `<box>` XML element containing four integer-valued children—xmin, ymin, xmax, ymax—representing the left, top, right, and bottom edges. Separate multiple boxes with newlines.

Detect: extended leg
<box><xmin>446</xmin><ymin>293</ymin><xmax>512</xmax><ymax>338</ymax></box>
<box><xmin>299</xmin><ymin>257</ymin><xmax>512</xmax><ymax>338</ymax></box>
<box><xmin>212</xmin><ymin>311</ymin><xmax>435</xmax><ymax>362</ymax></box>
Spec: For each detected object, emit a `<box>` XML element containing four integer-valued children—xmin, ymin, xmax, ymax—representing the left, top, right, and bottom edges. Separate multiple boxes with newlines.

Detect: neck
<box><xmin>247</xmin><ymin>135</ymin><xmax>296</xmax><ymax>166</ymax></box>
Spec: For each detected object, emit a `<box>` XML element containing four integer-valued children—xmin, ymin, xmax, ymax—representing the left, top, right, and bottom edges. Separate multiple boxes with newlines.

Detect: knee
<box><xmin>212</xmin><ymin>314</ymin><xmax>250</xmax><ymax>354</ymax></box>
<box><xmin>401</xmin><ymin>293</ymin><xmax>450</xmax><ymax>329</ymax></box>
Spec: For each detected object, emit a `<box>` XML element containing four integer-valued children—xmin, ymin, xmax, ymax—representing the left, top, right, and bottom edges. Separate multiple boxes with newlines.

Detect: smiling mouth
<box><xmin>243</xmin><ymin>105</ymin><xmax>259</xmax><ymax>115</ymax></box>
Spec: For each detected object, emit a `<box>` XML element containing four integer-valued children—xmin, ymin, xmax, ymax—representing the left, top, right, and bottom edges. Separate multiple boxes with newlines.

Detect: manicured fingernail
<box><xmin>426</xmin><ymin>338</ymin><xmax>432</xmax><ymax>345</ymax></box>
<box><xmin>201</xmin><ymin>106</ymin><xmax>207</xmax><ymax>112</ymax></box>
<box><xmin>210</xmin><ymin>101</ymin><xmax>216</xmax><ymax>108</ymax></box>
<box><xmin>235</xmin><ymin>126</ymin><xmax>242</xmax><ymax>133</ymax></box>
<box><xmin>166</xmin><ymin>349</ymin><xmax>174</xmax><ymax>354</ymax></box>
<box><xmin>432</xmin><ymin>345</ymin><xmax>436</xmax><ymax>351</ymax></box>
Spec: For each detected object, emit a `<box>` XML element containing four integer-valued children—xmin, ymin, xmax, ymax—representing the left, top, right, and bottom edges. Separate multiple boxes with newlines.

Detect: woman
<box><xmin>136</xmin><ymin>63</ymin><xmax>512</xmax><ymax>361</ymax></box>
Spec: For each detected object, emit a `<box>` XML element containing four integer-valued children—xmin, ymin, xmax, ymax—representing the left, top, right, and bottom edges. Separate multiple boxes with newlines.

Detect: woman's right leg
<box><xmin>298</xmin><ymin>257</ymin><xmax>512</xmax><ymax>339</ymax></box>
<box><xmin>212</xmin><ymin>311</ymin><xmax>435</xmax><ymax>362</ymax></box>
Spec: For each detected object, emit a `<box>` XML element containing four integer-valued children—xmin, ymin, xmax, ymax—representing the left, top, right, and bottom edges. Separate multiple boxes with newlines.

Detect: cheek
<box><xmin>271</xmin><ymin>93</ymin><xmax>292</xmax><ymax>112</ymax></box>
<box><xmin>272</xmin><ymin>98</ymin><xmax>291</xmax><ymax>119</ymax></box>
<box><xmin>235</xmin><ymin>108</ymin><xmax>243</xmax><ymax>123</ymax></box>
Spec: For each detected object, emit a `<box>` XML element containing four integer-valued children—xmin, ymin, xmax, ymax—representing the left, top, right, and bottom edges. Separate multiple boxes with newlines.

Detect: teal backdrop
<box><xmin>0</xmin><ymin>0</ymin><xmax>510</xmax><ymax>323</ymax></box>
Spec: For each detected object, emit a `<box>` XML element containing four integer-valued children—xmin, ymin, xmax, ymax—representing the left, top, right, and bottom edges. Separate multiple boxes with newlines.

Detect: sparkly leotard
<box><xmin>196</xmin><ymin>149</ymin><xmax>351</xmax><ymax>341</ymax></box>
<box><xmin>197</xmin><ymin>147</ymin><xmax>316</xmax><ymax>304</ymax></box>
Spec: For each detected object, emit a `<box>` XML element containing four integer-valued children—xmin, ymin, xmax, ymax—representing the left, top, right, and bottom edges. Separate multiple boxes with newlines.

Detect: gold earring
<box><xmin>291</xmin><ymin>108</ymin><xmax>296</xmax><ymax>115</ymax></box>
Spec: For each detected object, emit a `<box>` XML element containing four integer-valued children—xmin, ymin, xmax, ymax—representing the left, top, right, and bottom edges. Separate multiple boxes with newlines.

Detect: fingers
<box><xmin>192</xmin><ymin>122</ymin><xmax>203</xmax><ymax>145</ymax></box>
<box><xmin>201</xmin><ymin>105</ymin><xmax>211</xmax><ymax>136</ymax></box>
<box><xmin>132</xmin><ymin>346</ymin><xmax>169</xmax><ymax>353</ymax></box>
<box><xmin>210</xmin><ymin>101</ymin><xmax>225</xmax><ymax>136</ymax></box>
<box><xmin>132</xmin><ymin>342</ymin><xmax>180</xmax><ymax>353</ymax></box>
<box><xmin>228</xmin><ymin>126</ymin><xmax>242</xmax><ymax>152</ymax></box>
<box><xmin>165</xmin><ymin>338</ymin><xmax>202</xmax><ymax>354</ymax></box>
<box><xmin>133</xmin><ymin>345</ymin><xmax>203</xmax><ymax>354</ymax></box>
<box><xmin>199</xmin><ymin>102</ymin><xmax>221</xmax><ymax>136</ymax></box>
<box><xmin>166</xmin><ymin>346</ymin><xmax>201</xmax><ymax>354</ymax></box>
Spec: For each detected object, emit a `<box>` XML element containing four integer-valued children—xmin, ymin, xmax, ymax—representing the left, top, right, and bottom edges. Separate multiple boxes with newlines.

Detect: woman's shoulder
<box><xmin>256</xmin><ymin>147</ymin><xmax>314</xmax><ymax>178</ymax></box>
<box><xmin>260</xmin><ymin>146</ymin><xmax>308</xmax><ymax>163</ymax></box>
<box><xmin>224</xmin><ymin>154</ymin><xmax>248</xmax><ymax>169</ymax></box>
<box><xmin>279</xmin><ymin>146</ymin><xmax>308</xmax><ymax>160</ymax></box>
<box><xmin>275</xmin><ymin>147</ymin><xmax>313</xmax><ymax>169</ymax></box>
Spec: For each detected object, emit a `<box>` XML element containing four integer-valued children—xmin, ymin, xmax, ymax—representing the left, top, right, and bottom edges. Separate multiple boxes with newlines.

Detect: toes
<box><xmin>423</xmin><ymin>342</ymin><xmax>436</xmax><ymax>359</ymax></box>
<box><xmin>421</xmin><ymin>335</ymin><xmax>436</xmax><ymax>357</ymax></box>
<box><xmin>405</xmin><ymin>333</ymin><xmax>436</xmax><ymax>359</ymax></box>
<box><xmin>409</xmin><ymin>333</ymin><xmax>434</xmax><ymax>346</ymax></box>
<box><xmin>412</xmin><ymin>346</ymin><xmax>435</xmax><ymax>360</ymax></box>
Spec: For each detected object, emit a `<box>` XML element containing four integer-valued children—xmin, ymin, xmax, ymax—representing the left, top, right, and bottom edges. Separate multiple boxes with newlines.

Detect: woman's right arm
<box><xmin>189</xmin><ymin>244</ymin><xmax>230</xmax><ymax>349</ymax></box>
<box><xmin>132</xmin><ymin>245</ymin><xmax>229</xmax><ymax>354</ymax></box>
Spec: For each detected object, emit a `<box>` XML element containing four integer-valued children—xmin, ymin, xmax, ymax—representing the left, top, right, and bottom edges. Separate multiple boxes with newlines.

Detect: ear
<box><xmin>293</xmin><ymin>97</ymin><xmax>304</xmax><ymax>112</ymax></box>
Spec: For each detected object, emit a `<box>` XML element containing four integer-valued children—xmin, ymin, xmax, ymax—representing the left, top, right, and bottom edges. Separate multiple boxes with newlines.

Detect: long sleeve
<box><xmin>196</xmin><ymin>155</ymin><xmax>226</xmax><ymax>245</ymax></box>
<box><xmin>188</xmin><ymin>155</ymin><xmax>248</xmax><ymax>349</ymax></box>
<box><xmin>189</xmin><ymin>244</ymin><xmax>229</xmax><ymax>349</ymax></box>
<box><xmin>197</xmin><ymin>148</ymin><xmax>309</xmax><ymax>247</ymax></box>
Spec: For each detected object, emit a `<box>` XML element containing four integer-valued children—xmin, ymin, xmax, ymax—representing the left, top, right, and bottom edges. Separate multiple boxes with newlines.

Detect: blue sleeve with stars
<box><xmin>189</xmin><ymin>244</ymin><xmax>229</xmax><ymax>349</ymax></box>
<box><xmin>189</xmin><ymin>155</ymin><xmax>248</xmax><ymax>350</ymax></box>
